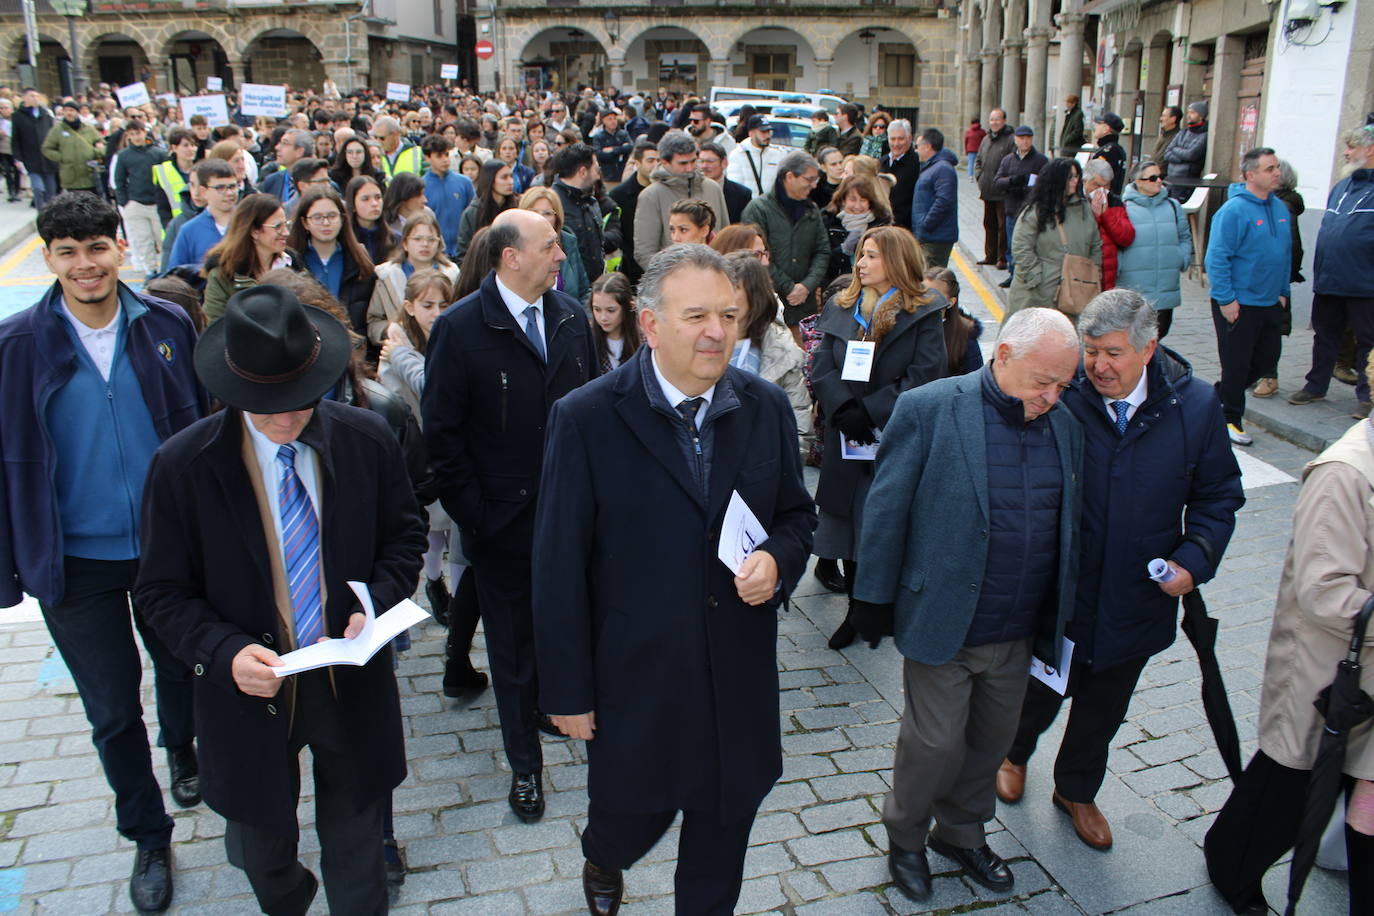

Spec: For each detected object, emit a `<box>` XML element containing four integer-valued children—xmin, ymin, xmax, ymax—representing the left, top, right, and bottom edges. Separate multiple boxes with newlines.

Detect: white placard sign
<box><xmin>206</xmin><ymin>76</ymin><xmax>223</xmax><ymax>91</ymax></box>
<box><xmin>182</xmin><ymin>94</ymin><xmax>229</xmax><ymax>128</ymax></box>
<box><xmin>115</xmin><ymin>81</ymin><xmax>150</xmax><ymax>109</ymax></box>
<box><xmin>386</xmin><ymin>82</ymin><xmax>412</xmax><ymax>102</ymax></box>
<box><xmin>240</xmin><ymin>83</ymin><xmax>288</xmax><ymax>118</ymax></box>
<box><xmin>440</xmin><ymin>64</ymin><xmax>459</xmax><ymax>80</ymax></box>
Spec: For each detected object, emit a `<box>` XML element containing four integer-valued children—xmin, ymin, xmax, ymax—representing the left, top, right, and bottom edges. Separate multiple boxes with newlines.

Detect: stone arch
<box><xmin>517</xmin><ymin>26</ymin><xmax>612</xmax><ymax>93</ymax></box>
<box><xmin>241</xmin><ymin>28</ymin><xmax>326</xmax><ymax>90</ymax></box>
<box><xmin>7</xmin><ymin>33</ymin><xmax>70</xmax><ymax>99</ymax></box>
<box><xmin>826</xmin><ymin>26</ymin><xmax>922</xmax><ymax>103</ymax></box>
<box><xmin>619</xmin><ymin>25</ymin><xmax>712</xmax><ymax>96</ymax></box>
<box><xmin>516</xmin><ymin>24</ymin><xmax>614</xmax><ymax>63</ymax></box>
<box><xmin>84</xmin><ymin>32</ymin><xmax>150</xmax><ymax>90</ymax></box>
<box><xmin>158</xmin><ymin>29</ymin><xmax>235</xmax><ymax>94</ymax></box>
<box><xmin>616</xmin><ymin>19</ymin><xmax>713</xmax><ymax>61</ymax></box>
<box><xmin>815</xmin><ymin>24</ymin><xmax>933</xmax><ymax>64</ymax></box>
<box><xmin>713</xmin><ymin>25</ymin><xmax>817</xmax><ymax>66</ymax></box>
<box><xmin>155</xmin><ymin>22</ymin><xmax>238</xmax><ymax>62</ymax></box>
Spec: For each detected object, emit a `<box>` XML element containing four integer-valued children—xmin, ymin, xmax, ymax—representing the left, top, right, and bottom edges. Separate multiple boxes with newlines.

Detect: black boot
<box><xmin>425</xmin><ymin>576</ymin><xmax>450</xmax><ymax>627</ymax></box>
<box><xmin>443</xmin><ymin>568</ymin><xmax>488</xmax><ymax>697</ymax></box>
<box><xmin>167</xmin><ymin>744</ymin><xmax>200</xmax><ymax>808</ymax></box>
<box><xmin>827</xmin><ymin>559</ymin><xmax>859</xmax><ymax>650</ymax></box>
<box><xmin>813</xmin><ymin>557</ymin><xmax>846</xmax><ymax>593</ymax></box>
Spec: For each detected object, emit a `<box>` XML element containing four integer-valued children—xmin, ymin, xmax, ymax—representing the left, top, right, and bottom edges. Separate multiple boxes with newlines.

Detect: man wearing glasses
<box><xmin>165</xmin><ymin>159</ymin><xmax>240</xmax><ymax>273</ymax></box>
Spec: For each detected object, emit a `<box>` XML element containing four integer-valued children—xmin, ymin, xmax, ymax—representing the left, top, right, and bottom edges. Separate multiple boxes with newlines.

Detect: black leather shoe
<box><xmin>425</xmin><ymin>577</ymin><xmax>450</xmax><ymax>627</ymax></box>
<box><xmin>814</xmin><ymin>558</ymin><xmax>846</xmax><ymax>593</ymax></box>
<box><xmin>888</xmin><ymin>841</ymin><xmax>931</xmax><ymax>900</ymax></box>
<box><xmin>510</xmin><ymin>771</ymin><xmax>545</xmax><ymax>822</ymax></box>
<box><xmin>927</xmin><ymin>834</ymin><xmax>1013</xmax><ymax>892</ymax></box>
<box><xmin>582</xmin><ymin>860</ymin><xmax>623</xmax><ymax>916</ymax></box>
<box><xmin>998</xmin><ymin>276</ymin><xmax>1013</xmax><ymax>289</ymax></box>
<box><xmin>167</xmin><ymin>744</ymin><xmax>200</xmax><ymax>809</ymax></box>
<box><xmin>130</xmin><ymin>846</ymin><xmax>173</xmax><ymax>912</ymax></box>
<box><xmin>442</xmin><ymin>658</ymin><xmax>489</xmax><ymax>697</ymax></box>
<box><xmin>383</xmin><ymin>838</ymin><xmax>406</xmax><ymax>886</ymax></box>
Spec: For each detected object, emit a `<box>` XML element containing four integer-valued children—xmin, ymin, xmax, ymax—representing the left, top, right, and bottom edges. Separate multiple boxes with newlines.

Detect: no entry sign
<box><xmin>475</xmin><ymin>40</ymin><xmax>495</xmax><ymax>60</ymax></box>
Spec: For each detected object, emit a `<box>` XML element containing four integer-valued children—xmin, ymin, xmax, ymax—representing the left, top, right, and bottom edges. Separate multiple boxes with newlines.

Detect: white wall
<box><xmin>394</xmin><ymin>0</ymin><xmax>458</xmax><ymax>46</ymax></box>
<box><xmin>1262</xmin><ymin>0</ymin><xmax>1355</xmax><ymax>204</ymax></box>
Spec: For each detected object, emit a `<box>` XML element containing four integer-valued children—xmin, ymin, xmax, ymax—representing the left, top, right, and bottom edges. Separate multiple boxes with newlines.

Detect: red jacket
<box><xmin>963</xmin><ymin>125</ymin><xmax>986</xmax><ymax>154</ymax></box>
<box><xmin>1095</xmin><ymin>197</ymin><xmax>1136</xmax><ymax>289</ymax></box>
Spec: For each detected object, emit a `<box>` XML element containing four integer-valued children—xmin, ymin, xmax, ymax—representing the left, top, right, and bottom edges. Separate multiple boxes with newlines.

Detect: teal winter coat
<box><xmin>1116</xmin><ymin>186</ymin><xmax>1193</xmax><ymax>311</ymax></box>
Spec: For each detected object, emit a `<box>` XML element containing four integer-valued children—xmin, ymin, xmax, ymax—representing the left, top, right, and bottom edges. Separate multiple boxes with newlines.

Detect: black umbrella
<box><xmin>1177</xmin><ymin>533</ymin><xmax>1245</xmax><ymax>784</ymax></box>
<box><xmin>1284</xmin><ymin>595</ymin><xmax>1374</xmax><ymax>916</ymax></box>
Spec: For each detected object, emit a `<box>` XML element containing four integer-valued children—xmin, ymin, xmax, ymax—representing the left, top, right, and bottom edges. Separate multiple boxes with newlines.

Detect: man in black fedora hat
<box><xmin>135</xmin><ymin>284</ymin><xmax>427</xmax><ymax>916</ymax></box>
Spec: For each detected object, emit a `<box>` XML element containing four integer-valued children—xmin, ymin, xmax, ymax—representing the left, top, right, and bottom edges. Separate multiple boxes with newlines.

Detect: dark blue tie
<box><xmin>1111</xmin><ymin>400</ymin><xmax>1131</xmax><ymax>436</ymax></box>
<box><xmin>523</xmin><ymin>305</ymin><xmax>546</xmax><ymax>361</ymax></box>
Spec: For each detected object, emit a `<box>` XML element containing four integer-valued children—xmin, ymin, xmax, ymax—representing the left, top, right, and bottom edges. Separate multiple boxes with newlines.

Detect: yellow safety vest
<box><xmin>152</xmin><ymin>160</ymin><xmax>188</xmax><ymax>220</ymax></box>
<box><xmin>382</xmin><ymin>144</ymin><xmax>423</xmax><ymax>180</ymax></box>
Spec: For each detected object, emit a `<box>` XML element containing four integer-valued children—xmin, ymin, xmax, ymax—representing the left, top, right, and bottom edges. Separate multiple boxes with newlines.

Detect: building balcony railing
<box><xmin>496</xmin><ymin>0</ymin><xmax>934</xmax><ymax>10</ymax></box>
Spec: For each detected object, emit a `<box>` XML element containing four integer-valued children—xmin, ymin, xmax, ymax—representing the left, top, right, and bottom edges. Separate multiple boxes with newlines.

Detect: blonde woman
<box><xmin>518</xmin><ymin>186</ymin><xmax>589</xmax><ymax>304</ymax></box>
<box><xmin>366</xmin><ymin>212</ymin><xmax>459</xmax><ymax>346</ymax></box>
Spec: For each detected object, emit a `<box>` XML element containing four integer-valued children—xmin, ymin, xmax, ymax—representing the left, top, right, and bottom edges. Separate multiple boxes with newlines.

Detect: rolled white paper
<box><xmin>1148</xmin><ymin>558</ymin><xmax>1176</xmax><ymax>583</ymax></box>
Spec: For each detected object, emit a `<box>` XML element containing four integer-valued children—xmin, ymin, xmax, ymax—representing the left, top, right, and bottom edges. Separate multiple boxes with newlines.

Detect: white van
<box><xmin>708</xmin><ymin>86</ymin><xmax>846</xmax><ymax>115</ymax></box>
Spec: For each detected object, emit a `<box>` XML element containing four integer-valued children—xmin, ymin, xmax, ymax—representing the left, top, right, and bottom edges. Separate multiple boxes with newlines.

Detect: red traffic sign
<box><xmin>475</xmin><ymin>40</ymin><xmax>495</xmax><ymax>60</ymax></box>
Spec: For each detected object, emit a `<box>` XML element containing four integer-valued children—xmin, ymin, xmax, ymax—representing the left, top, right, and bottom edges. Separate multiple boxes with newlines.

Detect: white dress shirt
<box><xmin>243</xmin><ymin>415</ymin><xmax>321</xmax><ymax>566</ymax></box>
<box><xmin>59</xmin><ymin>297</ymin><xmax>121</xmax><ymax>382</ymax></box>
<box><xmin>1101</xmin><ymin>367</ymin><xmax>1150</xmax><ymax>425</ymax></box>
<box><xmin>495</xmin><ymin>274</ymin><xmax>545</xmax><ymax>347</ymax></box>
<box><xmin>651</xmin><ymin>350</ymin><xmax>715</xmax><ymax>413</ymax></box>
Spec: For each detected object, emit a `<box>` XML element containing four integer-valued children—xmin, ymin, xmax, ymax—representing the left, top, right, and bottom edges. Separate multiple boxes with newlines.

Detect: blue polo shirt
<box><xmin>303</xmin><ymin>242</ymin><xmax>345</xmax><ymax>297</ymax></box>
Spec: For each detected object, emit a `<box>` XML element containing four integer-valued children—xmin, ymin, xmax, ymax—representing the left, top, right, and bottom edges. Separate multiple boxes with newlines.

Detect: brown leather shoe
<box><xmin>583</xmin><ymin>860</ymin><xmax>623</xmax><ymax>916</ymax></box>
<box><xmin>1052</xmin><ymin>790</ymin><xmax>1113</xmax><ymax>850</ymax></box>
<box><xmin>996</xmin><ymin>759</ymin><xmax>1026</xmax><ymax>804</ymax></box>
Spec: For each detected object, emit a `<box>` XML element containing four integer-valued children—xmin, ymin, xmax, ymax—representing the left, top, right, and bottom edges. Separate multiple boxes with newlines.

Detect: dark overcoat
<box><xmin>853</xmin><ymin>369</ymin><xmax>1083</xmax><ymax>670</ymax></box>
<box><xmin>532</xmin><ymin>348</ymin><xmax>817</xmax><ymax>821</ymax></box>
<box><xmin>422</xmin><ymin>271</ymin><xmax>597</xmax><ymax>554</ymax></box>
<box><xmin>134</xmin><ymin>401</ymin><xmax>428</xmax><ymax>834</ymax></box>
<box><xmin>1062</xmin><ymin>349</ymin><xmax>1243</xmax><ymax>670</ymax></box>
<box><xmin>810</xmin><ymin>292</ymin><xmax>948</xmax><ymax>517</ymax></box>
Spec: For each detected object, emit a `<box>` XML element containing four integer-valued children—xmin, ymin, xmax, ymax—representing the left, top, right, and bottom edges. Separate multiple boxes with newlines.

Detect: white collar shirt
<box><xmin>59</xmin><ymin>297</ymin><xmax>122</xmax><ymax>382</ymax></box>
<box><xmin>1101</xmin><ymin>366</ymin><xmax>1150</xmax><ymax>425</ymax></box>
<box><xmin>651</xmin><ymin>349</ymin><xmax>715</xmax><ymax>414</ymax></box>
<box><xmin>495</xmin><ymin>274</ymin><xmax>545</xmax><ymax>346</ymax></box>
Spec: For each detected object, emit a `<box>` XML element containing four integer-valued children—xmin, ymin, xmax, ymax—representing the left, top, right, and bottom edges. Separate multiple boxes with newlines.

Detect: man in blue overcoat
<box><xmin>532</xmin><ymin>244</ymin><xmax>816</xmax><ymax>916</ymax></box>
<box><xmin>851</xmin><ymin>308</ymin><xmax>1084</xmax><ymax>901</ymax></box>
<box><xmin>999</xmin><ymin>289</ymin><xmax>1243</xmax><ymax>850</ymax></box>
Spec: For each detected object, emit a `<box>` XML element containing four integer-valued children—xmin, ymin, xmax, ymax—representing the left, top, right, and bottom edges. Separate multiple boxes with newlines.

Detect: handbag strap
<box><xmin>1056</xmin><ymin>219</ymin><xmax>1070</xmax><ymax>253</ymax></box>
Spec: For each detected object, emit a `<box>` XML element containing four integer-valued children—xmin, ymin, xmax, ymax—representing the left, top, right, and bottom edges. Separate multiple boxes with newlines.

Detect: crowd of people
<box><xmin>0</xmin><ymin>75</ymin><xmax>1371</xmax><ymax>916</ymax></box>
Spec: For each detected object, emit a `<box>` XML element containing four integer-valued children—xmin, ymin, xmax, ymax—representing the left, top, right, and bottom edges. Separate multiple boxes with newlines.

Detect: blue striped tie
<box><xmin>277</xmin><ymin>445</ymin><xmax>323</xmax><ymax>648</ymax></box>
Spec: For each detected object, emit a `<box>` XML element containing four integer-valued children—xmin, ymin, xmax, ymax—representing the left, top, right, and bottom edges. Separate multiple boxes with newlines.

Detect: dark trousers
<box><xmin>981</xmin><ymin>199</ymin><xmax>1006</xmax><ymax>263</ymax></box>
<box><xmin>224</xmin><ymin>673</ymin><xmax>388</xmax><ymax>916</ymax></box>
<box><xmin>581</xmin><ymin>804</ymin><xmax>757</xmax><ymax>915</ymax></box>
<box><xmin>1205</xmin><ymin>750</ymin><xmax>1374</xmax><ymax>915</ymax></box>
<box><xmin>1156</xmin><ymin>308</ymin><xmax>1174</xmax><ymax>340</ymax></box>
<box><xmin>0</xmin><ymin>153</ymin><xmax>18</xmax><ymax>199</ymax></box>
<box><xmin>1211</xmin><ymin>300</ymin><xmax>1285</xmax><ymax>426</ymax></box>
<box><xmin>1006</xmin><ymin>655</ymin><xmax>1150</xmax><ymax>803</ymax></box>
<box><xmin>884</xmin><ymin>640</ymin><xmax>1032</xmax><ymax>850</ymax></box>
<box><xmin>1303</xmin><ymin>294</ymin><xmax>1374</xmax><ymax>404</ymax></box>
<box><xmin>38</xmin><ymin>556</ymin><xmax>191</xmax><ymax>849</ymax></box>
<box><xmin>920</xmin><ymin>240</ymin><xmax>954</xmax><ymax>269</ymax></box>
<box><xmin>472</xmin><ymin>546</ymin><xmax>542</xmax><ymax>774</ymax></box>
<box><xmin>1004</xmin><ymin>213</ymin><xmax>1018</xmax><ymax>275</ymax></box>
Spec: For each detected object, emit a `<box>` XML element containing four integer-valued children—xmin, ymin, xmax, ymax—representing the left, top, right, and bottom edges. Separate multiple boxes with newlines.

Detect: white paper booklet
<box><xmin>718</xmin><ymin>490</ymin><xmax>769</xmax><ymax>575</ymax></box>
<box><xmin>272</xmin><ymin>581</ymin><xmax>430</xmax><ymax>677</ymax></box>
<box><xmin>1028</xmin><ymin>636</ymin><xmax>1075</xmax><ymax>696</ymax></box>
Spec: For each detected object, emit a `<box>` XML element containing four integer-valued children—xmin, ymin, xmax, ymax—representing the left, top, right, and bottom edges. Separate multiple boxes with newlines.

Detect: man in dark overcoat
<box><xmin>999</xmin><ymin>290</ymin><xmax>1242</xmax><ymax>849</ymax></box>
<box><xmin>422</xmin><ymin>208</ymin><xmax>598</xmax><ymax>822</ymax></box>
<box><xmin>532</xmin><ymin>244</ymin><xmax>817</xmax><ymax>916</ymax></box>
<box><xmin>135</xmin><ymin>286</ymin><xmax>427</xmax><ymax>915</ymax></box>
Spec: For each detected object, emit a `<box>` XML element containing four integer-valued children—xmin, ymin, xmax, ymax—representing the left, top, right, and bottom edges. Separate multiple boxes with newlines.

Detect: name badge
<box><xmin>841</xmin><ymin>340</ymin><xmax>876</xmax><ymax>382</ymax></box>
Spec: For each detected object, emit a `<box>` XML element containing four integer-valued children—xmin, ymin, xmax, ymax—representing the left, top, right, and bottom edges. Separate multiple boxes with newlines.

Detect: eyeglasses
<box><xmin>206</xmin><ymin>183</ymin><xmax>238</xmax><ymax>194</ymax></box>
<box><xmin>1139</xmin><ymin>175</ymin><xmax>1163</xmax><ymax>182</ymax></box>
<box><xmin>409</xmin><ymin>235</ymin><xmax>440</xmax><ymax>245</ymax></box>
<box><xmin>306</xmin><ymin>212</ymin><xmax>342</xmax><ymax>224</ymax></box>
<box><xmin>263</xmin><ymin>220</ymin><xmax>289</xmax><ymax>234</ymax></box>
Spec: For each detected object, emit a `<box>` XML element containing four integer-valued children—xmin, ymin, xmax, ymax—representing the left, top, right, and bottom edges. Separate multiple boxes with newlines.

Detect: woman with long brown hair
<box><xmin>587</xmin><ymin>271</ymin><xmax>641</xmax><ymax>372</ymax></box>
<box><xmin>455</xmin><ymin>158</ymin><xmax>516</xmax><ymax>262</ymax></box>
<box><xmin>285</xmin><ymin>186</ymin><xmax>377</xmax><ymax>336</ymax></box>
<box><xmin>809</xmin><ymin>225</ymin><xmax>948</xmax><ymax>648</ymax></box>
<box><xmin>823</xmin><ymin>174</ymin><xmax>894</xmax><ymax>281</ymax></box>
<box><xmin>202</xmin><ymin>193</ymin><xmax>303</xmax><ymax>322</ymax></box>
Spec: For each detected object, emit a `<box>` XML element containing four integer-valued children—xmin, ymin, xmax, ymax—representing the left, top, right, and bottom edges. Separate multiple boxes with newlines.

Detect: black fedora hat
<box><xmin>194</xmin><ymin>285</ymin><xmax>352</xmax><ymax>414</ymax></box>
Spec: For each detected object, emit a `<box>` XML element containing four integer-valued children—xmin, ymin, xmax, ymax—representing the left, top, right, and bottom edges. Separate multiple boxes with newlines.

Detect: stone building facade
<box><xmin>2</xmin><ymin>0</ymin><xmax>460</xmax><ymax>101</ymax></box>
<box><xmin>478</xmin><ymin>1</ymin><xmax>961</xmax><ymax>134</ymax></box>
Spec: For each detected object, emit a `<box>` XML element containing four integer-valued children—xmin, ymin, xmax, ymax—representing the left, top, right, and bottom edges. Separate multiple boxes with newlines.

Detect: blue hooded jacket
<box><xmin>1312</xmin><ymin>168</ymin><xmax>1374</xmax><ymax>298</ymax></box>
<box><xmin>0</xmin><ymin>283</ymin><xmax>207</xmax><ymax>606</ymax></box>
<box><xmin>910</xmin><ymin>147</ymin><xmax>960</xmax><ymax>243</ymax></box>
<box><xmin>1202</xmin><ymin>182</ymin><xmax>1292</xmax><ymax>307</ymax></box>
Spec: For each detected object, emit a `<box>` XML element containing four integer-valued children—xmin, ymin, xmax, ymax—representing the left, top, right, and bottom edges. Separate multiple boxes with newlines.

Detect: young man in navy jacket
<box><xmin>0</xmin><ymin>193</ymin><xmax>208</xmax><ymax>913</ymax></box>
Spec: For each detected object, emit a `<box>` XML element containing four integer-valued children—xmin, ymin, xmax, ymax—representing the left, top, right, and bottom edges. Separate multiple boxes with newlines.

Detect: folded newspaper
<box><xmin>272</xmin><ymin>581</ymin><xmax>430</xmax><ymax>677</ymax></box>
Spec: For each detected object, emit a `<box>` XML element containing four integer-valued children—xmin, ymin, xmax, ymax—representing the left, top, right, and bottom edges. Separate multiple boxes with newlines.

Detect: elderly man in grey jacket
<box><xmin>851</xmin><ymin>308</ymin><xmax>1084</xmax><ymax>902</ymax></box>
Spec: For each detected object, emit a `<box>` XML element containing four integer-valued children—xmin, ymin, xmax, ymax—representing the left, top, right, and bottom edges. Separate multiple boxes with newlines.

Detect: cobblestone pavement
<box><xmin>0</xmin><ymin>195</ymin><xmax>1354</xmax><ymax>914</ymax></box>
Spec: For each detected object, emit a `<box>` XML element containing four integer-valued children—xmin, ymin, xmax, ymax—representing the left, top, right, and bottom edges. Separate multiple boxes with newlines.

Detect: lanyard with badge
<box><xmin>841</xmin><ymin>288</ymin><xmax>895</xmax><ymax>382</ymax></box>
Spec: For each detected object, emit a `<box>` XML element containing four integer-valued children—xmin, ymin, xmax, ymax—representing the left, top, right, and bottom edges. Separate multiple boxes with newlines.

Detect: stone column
<box><xmin>1023</xmin><ymin>28</ymin><xmax>1052</xmax><ymax>143</ymax></box>
<box><xmin>709</xmin><ymin>59</ymin><xmax>731</xmax><ymax>92</ymax></box>
<box><xmin>959</xmin><ymin>0</ymin><xmax>983</xmax><ymax>124</ymax></box>
<box><xmin>1112</xmin><ymin>46</ymin><xmax>1140</xmax><ymax>122</ymax></box>
<box><xmin>1207</xmin><ymin>34</ymin><xmax>1245</xmax><ymax>179</ymax></box>
<box><xmin>1054</xmin><ymin>5</ymin><xmax>1087</xmax><ymax>145</ymax></box>
<box><xmin>146</xmin><ymin>56</ymin><xmax>170</xmax><ymax>95</ymax></box>
<box><xmin>608</xmin><ymin>57</ymin><xmax>630</xmax><ymax>92</ymax></box>
<box><xmin>814</xmin><ymin>58</ymin><xmax>833</xmax><ymax>92</ymax></box>
<box><xmin>1000</xmin><ymin>0</ymin><xmax>1027</xmax><ymax>122</ymax></box>
<box><xmin>224</xmin><ymin>57</ymin><xmax>244</xmax><ymax>90</ymax></box>
<box><xmin>980</xmin><ymin>0</ymin><xmax>1002</xmax><ymax>114</ymax></box>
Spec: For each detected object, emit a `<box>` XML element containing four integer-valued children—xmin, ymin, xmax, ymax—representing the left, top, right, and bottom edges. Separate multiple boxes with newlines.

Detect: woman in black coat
<box><xmin>286</xmin><ymin>186</ymin><xmax>378</xmax><ymax>337</ymax></box>
<box><xmin>809</xmin><ymin>226</ymin><xmax>948</xmax><ymax>649</ymax></box>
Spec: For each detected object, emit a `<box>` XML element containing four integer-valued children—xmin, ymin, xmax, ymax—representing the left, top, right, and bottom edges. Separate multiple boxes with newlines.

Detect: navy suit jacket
<box><xmin>532</xmin><ymin>347</ymin><xmax>816</xmax><ymax>820</ymax></box>
<box><xmin>854</xmin><ymin>369</ymin><xmax>1083</xmax><ymax>668</ymax></box>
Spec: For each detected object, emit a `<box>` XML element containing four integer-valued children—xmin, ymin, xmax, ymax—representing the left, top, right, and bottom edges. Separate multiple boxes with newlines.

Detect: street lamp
<box><xmin>48</xmin><ymin>0</ymin><xmax>87</xmax><ymax>97</ymax></box>
<box><xmin>604</xmin><ymin>10</ymin><xmax>620</xmax><ymax>46</ymax></box>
